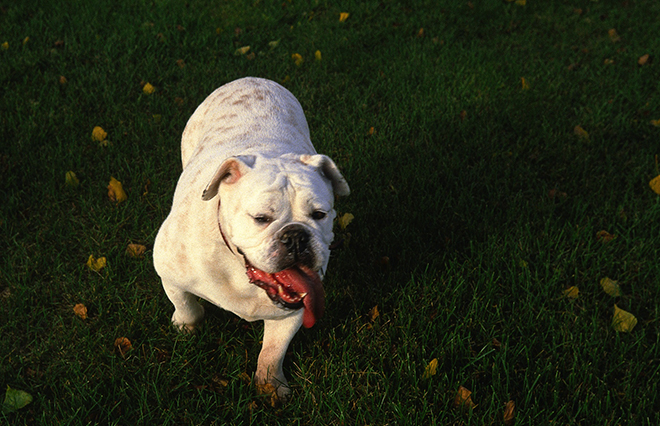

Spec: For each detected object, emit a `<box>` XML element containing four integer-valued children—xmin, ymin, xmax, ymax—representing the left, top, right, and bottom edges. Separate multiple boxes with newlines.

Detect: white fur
<box><xmin>153</xmin><ymin>77</ymin><xmax>348</xmax><ymax>399</ymax></box>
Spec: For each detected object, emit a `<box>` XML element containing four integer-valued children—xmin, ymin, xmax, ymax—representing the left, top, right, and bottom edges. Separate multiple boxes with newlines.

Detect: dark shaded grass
<box><xmin>2</xmin><ymin>0</ymin><xmax>660</xmax><ymax>424</ymax></box>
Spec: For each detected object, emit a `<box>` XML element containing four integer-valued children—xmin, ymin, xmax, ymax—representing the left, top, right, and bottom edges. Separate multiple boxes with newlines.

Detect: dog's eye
<box><xmin>311</xmin><ymin>210</ymin><xmax>327</xmax><ymax>220</ymax></box>
<box><xmin>253</xmin><ymin>215</ymin><xmax>272</xmax><ymax>224</ymax></box>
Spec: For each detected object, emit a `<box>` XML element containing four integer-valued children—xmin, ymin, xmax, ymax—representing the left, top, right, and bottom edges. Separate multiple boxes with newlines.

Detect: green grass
<box><xmin>2</xmin><ymin>0</ymin><xmax>660</xmax><ymax>424</ymax></box>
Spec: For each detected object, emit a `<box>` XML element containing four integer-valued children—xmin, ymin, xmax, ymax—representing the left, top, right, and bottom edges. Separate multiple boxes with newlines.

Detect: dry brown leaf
<box><xmin>126</xmin><ymin>243</ymin><xmax>146</xmax><ymax>258</ymax></box>
<box><xmin>638</xmin><ymin>54</ymin><xmax>650</xmax><ymax>66</ymax></box>
<box><xmin>503</xmin><ymin>400</ymin><xmax>516</xmax><ymax>425</ymax></box>
<box><xmin>608</xmin><ymin>29</ymin><xmax>621</xmax><ymax>43</ymax></box>
<box><xmin>454</xmin><ymin>386</ymin><xmax>476</xmax><ymax>410</ymax></box>
<box><xmin>73</xmin><ymin>303</ymin><xmax>88</xmax><ymax>320</ymax></box>
<box><xmin>114</xmin><ymin>337</ymin><xmax>132</xmax><ymax>356</ymax></box>
<box><xmin>596</xmin><ymin>230</ymin><xmax>616</xmax><ymax>243</ymax></box>
<box><xmin>369</xmin><ymin>305</ymin><xmax>379</xmax><ymax>322</ymax></box>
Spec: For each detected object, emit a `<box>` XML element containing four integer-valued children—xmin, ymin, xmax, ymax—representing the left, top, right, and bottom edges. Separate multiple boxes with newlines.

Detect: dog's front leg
<box><xmin>255</xmin><ymin>314</ymin><xmax>303</xmax><ymax>399</ymax></box>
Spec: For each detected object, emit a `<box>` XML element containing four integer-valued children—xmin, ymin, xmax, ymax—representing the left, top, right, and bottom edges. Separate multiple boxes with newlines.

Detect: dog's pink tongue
<box><xmin>273</xmin><ymin>266</ymin><xmax>324</xmax><ymax>328</ymax></box>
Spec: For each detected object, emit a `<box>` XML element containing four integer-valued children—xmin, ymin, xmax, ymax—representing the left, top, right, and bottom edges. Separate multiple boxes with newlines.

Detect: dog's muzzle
<box><xmin>277</xmin><ymin>224</ymin><xmax>315</xmax><ymax>270</ymax></box>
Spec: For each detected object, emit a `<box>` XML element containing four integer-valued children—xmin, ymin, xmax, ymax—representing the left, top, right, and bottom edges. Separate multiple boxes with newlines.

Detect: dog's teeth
<box><xmin>298</xmin><ymin>293</ymin><xmax>307</xmax><ymax>298</ymax></box>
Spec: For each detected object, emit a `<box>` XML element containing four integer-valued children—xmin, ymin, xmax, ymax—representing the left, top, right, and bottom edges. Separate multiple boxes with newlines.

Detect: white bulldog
<box><xmin>153</xmin><ymin>77</ymin><xmax>349</xmax><ymax>399</ymax></box>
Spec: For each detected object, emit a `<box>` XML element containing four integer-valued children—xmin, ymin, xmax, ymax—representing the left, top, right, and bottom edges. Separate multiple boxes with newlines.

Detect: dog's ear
<box><xmin>202</xmin><ymin>155</ymin><xmax>256</xmax><ymax>201</ymax></box>
<box><xmin>300</xmin><ymin>154</ymin><xmax>350</xmax><ymax>197</ymax></box>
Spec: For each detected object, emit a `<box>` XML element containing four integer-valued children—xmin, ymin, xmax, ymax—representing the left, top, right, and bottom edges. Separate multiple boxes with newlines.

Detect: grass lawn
<box><xmin>2</xmin><ymin>0</ymin><xmax>660</xmax><ymax>424</ymax></box>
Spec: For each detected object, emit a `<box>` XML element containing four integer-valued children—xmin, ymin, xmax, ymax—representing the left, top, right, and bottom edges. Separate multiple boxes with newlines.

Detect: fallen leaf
<box><xmin>22</xmin><ymin>37</ymin><xmax>29</xmax><ymax>45</ymax></box>
<box><xmin>73</xmin><ymin>303</ymin><xmax>88</xmax><ymax>319</ymax></box>
<box><xmin>503</xmin><ymin>400</ymin><xmax>516</xmax><ymax>425</ymax></box>
<box><xmin>422</xmin><ymin>358</ymin><xmax>438</xmax><ymax>379</ymax></box>
<box><xmin>563</xmin><ymin>286</ymin><xmax>579</xmax><ymax>299</ymax></box>
<box><xmin>613</xmin><ymin>305</ymin><xmax>637</xmax><ymax>332</ymax></box>
<box><xmin>515</xmin><ymin>0</ymin><xmax>526</xmax><ymax>5</ymax></box>
<box><xmin>234</xmin><ymin>45</ymin><xmax>250</xmax><ymax>56</ymax></box>
<box><xmin>65</xmin><ymin>171</ymin><xmax>80</xmax><ymax>187</ymax></box>
<box><xmin>521</xmin><ymin>77</ymin><xmax>530</xmax><ymax>90</ymax></box>
<box><xmin>126</xmin><ymin>243</ymin><xmax>146</xmax><ymax>258</ymax></box>
<box><xmin>114</xmin><ymin>337</ymin><xmax>132</xmax><ymax>356</ymax></box>
<box><xmin>59</xmin><ymin>75</ymin><xmax>67</xmax><ymax>85</ymax></box>
<box><xmin>650</xmin><ymin>119</ymin><xmax>660</xmax><ymax>127</ymax></box>
<box><xmin>315</xmin><ymin>50</ymin><xmax>322</xmax><ymax>61</ymax></box>
<box><xmin>2</xmin><ymin>386</ymin><xmax>33</xmax><ymax>414</ymax></box>
<box><xmin>338</xmin><ymin>212</ymin><xmax>354</xmax><ymax>230</ymax></box>
<box><xmin>108</xmin><ymin>177</ymin><xmax>128</xmax><ymax>203</ymax></box>
<box><xmin>255</xmin><ymin>382</ymin><xmax>281</xmax><ymax>408</ymax></box>
<box><xmin>417</xmin><ymin>28</ymin><xmax>425</xmax><ymax>38</ymax></box>
<box><xmin>573</xmin><ymin>125</ymin><xmax>589</xmax><ymax>141</ymax></box>
<box><xmin>86</xmin><ymin>255</ymin><xmax>107</xmax><ymax>272</ymax></box>
<box><xmin>604</xmin><ymin>58</ymin><xmax>615</xmax><ymax>65</ymax></box>
<box><xmin>91</xmin><ymin>126</ymin><xmax>108</xmax><ymax>142</ymax></box>
<box><xmin>649</xmin><ymin>175</ymin><xmax>660</xmax><ymax>195</ymax></box>
<box><xmin>600</xmin><ymin>277</ymin><xmax>622</xmax><ymax>297</ymax></box>
<box><xmin>1</xmin><ymin>41</ymin><xmax>8</xmax><ymax>50</ymax></box>
<box><xmin>638</xmin><ymin>54</ymin><xmax>650</xmax><ymax>66</ymax></box>
<box><xmin>368</xmin><ymin>305</ymin><xmax>379</xmax><ymax>322</ymax></box>
<box><xmin>268</xmin><ymin>40</ymin><xmax>280</xmax><ymax>49</ymax></box>
<box><xmin>608</xmin><ymin>29</ymin><xmax>621</xmax><ymax>43</ymax></box>
<box><xmin>596</xmin><ymin>230</ymin><xmax>616</xmax><ymax>243</ymax></box>
<box><xmin>176</xmin><ymin>59</ymin><xmax>185</xmax><ymax>68</ymax></box>
<box><xmin>339</xmin><ymin>12</ymin><xmax>350</xmax><ymax>22</ymax></box>
<box><xmin>454</xmin><ymin>386</ymin><xmax>476</xmax><ymax>410</ymax></box>
<box><xmin>142</xmin><ymin>82</ymin><xmax>155</xmax><ymax>95</ymax></box>
<box><xmin>292</xmin><ymin>53</ymin><xmax>303</xmax><ymax>66</ymax></box>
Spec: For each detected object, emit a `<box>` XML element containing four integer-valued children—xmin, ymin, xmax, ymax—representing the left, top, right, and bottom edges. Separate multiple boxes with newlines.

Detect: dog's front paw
<box><xmin>256</xmin><ymin>378</ymin><xmax>290</xmax><ymax>405</ymax></box>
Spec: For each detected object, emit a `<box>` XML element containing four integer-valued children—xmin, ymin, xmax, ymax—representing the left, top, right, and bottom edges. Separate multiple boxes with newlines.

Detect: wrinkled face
<box><xmin>218</xmin><ymin>156</ymin><xmax>336</xmax><ymax>275</ymax></box>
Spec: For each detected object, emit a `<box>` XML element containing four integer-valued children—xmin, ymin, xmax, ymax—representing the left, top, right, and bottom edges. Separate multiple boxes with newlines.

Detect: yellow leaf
<box><xmin>91</xmin><ymin>126</ymin><xmax>107</xmax><ymax>142</ymax></box>
<box><xmin>422</xmin><ymin>358</ymin><xmax>438</xmax><ymax>379</ymax></box>
<box><xmin>650</xmin><ymin>119</ymin><xmax>660</xmax><ymax>127</ymax></box>
<box><xmin>126</xmin><ymin>243</ymin><xmax>146</xmax><ymax>258</ymax></box>
<box><xmin>22</xmin><ymin>37</ymin><xmax>30</xmax><ymax>45</ymax></box>
<box><xmin>108</xmin><ymin>177</ymin><xmax>128</xmax><ymax>203</ymax></box>
<box><xmin>454</xmin><ymin>386</ymin><xmax>476</xmax><ymax>410</ymax></box>
<box><xmin>1</xmin><ymin>41</ymin><xmax>8</xmax><ymax>50</ymax></box>
<box><xmin>604</xmin><ymin>58</ymin><xmax>615</xmax><ymax>65</ymax></box>
<box><xmin>234</xmin><ymin>45</ymin><xmax>250</xmax><ymax>55</ymax></box>
<box><xmin>86</xmin><ymin>255</ymin><xmax>107</xmax><ymax>272</ymax></box>
<box><xmin>515</xmin><ymin>0</ymin><xmax>526</xmax><ymax>5</ymax></box>
<box><xmin>315</xmin><ymin>50</ymin><xmax>322</xmax><ymax>61</ymax></box>
<box><xmin>503</xmin><ymin>400</ymin><xmax>516</xmax><ymax>426</ymax></box>
<box><xmin>65</xmin><ymin>171</ymin><xmax>80</xmax><ymax>187</ymax></box>
<box><xmin>338</xmin><ymin>212</ymin><xmax>354</xmax><ymax>230</ymax></box>
<box><xmin>292</xmin><ymin>53</ymin><xmax>303</xmax><ymax>66</ymax></box>
<box><xmin>649</xmin><ymin>175</ymin><xmax>660</xmax><ymax>195</ymax></box>
<box><xmin>521</xmin><ymin>77</ymin><xmax>530</xmax><ymax>90</ymax></box>
<box><xmin>142</xmin><ymin>82</ymin><xmax>155</xmax><ymax>95</ymax></box>
<box><xmin>563</xmin><ymin>286</ymin><xmax>579</xmax><ymax>299</ymax></box>
<box><xmin>613</xmin><ymin>305</ymin><xmax>637</xmax><ymax>332</ymax></box>
<box><xmin>573</xmin><ymin>125</ymin><xmax>589</xmax><ymax>141</ymax></box>
<box><xmin>73</xmin><ymin>303</ymin><xmax>88</xmax><ymax>320</ymax></box>
<box><xmin>339</xmin><ymin>12</ymin><xmax>350</xmax><ymax>22</ymax></box>
<box><xmin>600</xmin><ymin>277</ymin><xmax>622</xmax><ymax>297</ymax></box>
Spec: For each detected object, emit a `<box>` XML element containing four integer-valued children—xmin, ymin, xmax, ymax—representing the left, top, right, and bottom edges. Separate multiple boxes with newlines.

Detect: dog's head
<box><xmin>200</xmin><ymin>153</ymin><xmax>349</xmax><ymax>327</ymax></box>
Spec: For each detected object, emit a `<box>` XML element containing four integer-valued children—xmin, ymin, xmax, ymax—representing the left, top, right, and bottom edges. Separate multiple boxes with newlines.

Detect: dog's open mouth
<box><xmin>245</xmin><ymin>261</ymin><xmax>324</xmax><ymax>328</ymax></box>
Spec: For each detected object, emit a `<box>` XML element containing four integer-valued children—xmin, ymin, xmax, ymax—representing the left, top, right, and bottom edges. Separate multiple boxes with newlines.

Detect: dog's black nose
<box><xmin>279</xmin><ymin>227</ymin><xmax>309</xmax><ymax>256</ymax></box>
